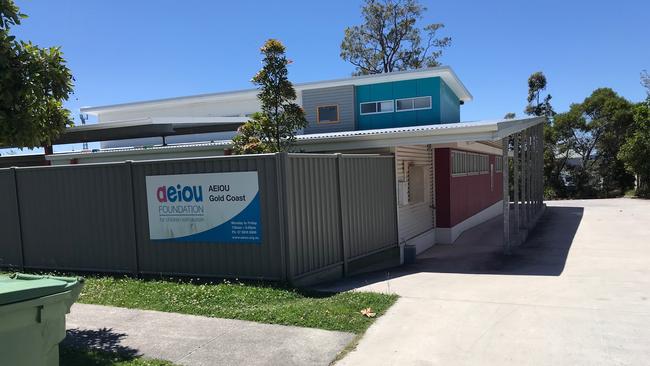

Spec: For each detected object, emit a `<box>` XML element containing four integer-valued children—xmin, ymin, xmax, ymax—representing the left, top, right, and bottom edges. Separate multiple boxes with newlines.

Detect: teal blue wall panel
<box><xmin>355</xmin><ymin>77</ymin><xmax>460</xmax><ymax>130</ymax></box>
<box><xmin>440</xmin><ymin>79</ymin><xmax>460</xmax><ymax>123</ymax></box>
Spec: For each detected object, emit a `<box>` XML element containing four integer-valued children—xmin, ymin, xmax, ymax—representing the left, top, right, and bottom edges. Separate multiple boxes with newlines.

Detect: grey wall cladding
<box><xmin>302</xmin><ymin>85</ymin><xmax>356</xmax><ymax>134</ymax></box>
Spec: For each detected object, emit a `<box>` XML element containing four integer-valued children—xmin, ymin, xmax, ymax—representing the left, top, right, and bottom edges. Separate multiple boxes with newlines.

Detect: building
<box><xmin>44</xmin><ymin>66</ymin><xmax>545</xmax><ymax>255</ymax></box>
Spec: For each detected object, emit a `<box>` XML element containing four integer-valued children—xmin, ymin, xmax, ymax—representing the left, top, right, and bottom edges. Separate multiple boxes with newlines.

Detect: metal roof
<box><xmin>80</xmin><ymin>66</ymin><xmax>473</xmax><ymax>115</ymax></box>
<box><xmin>53</xmin><ymin>117</ymin><xmax>247</xmax><ymax>144</ymax></box>
<box><xmin>46</xmin><ymin>117</ymin><xmax>545</xmax><ymax>162</ymax></box>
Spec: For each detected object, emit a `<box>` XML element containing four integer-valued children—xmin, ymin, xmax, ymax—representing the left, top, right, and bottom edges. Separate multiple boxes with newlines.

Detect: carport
<box><xmin>499</xmin><ymin>120</ymin><xmax>546</xmax><ymax>253</ymax></box>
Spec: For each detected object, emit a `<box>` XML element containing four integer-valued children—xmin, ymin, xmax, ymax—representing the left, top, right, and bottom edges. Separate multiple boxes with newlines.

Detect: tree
<box><xmin>503</xmin><ymin>112</ymin><xmax>516</xmax><ymax>119</ymax></box>
<box><xmin>525</xmin><ymin>72</ymin><xmax>555</xmax><ymax>118</ymax></box>
<box><xmin>523</xmin><ymin>72</ymin><xmax>560</xmax><ymax>197</ymax></box>
<box><xmin>553</xmin><ymin>88</ymin><xmax>634</xmax><ymax>197</ymax></box>
<box><xmin>232</xmin><ymin>39</ymin><xmax>307</xmax><ymax>154</ymax></box>
<box><xmin>340</xmin><ymin>0</ymin><xmax>451</xmax><ymax>75</ymax></box>
<box><xmin>642</xmin><ymin>70</ymin><xmax>650</xmax><ymax>97</ymax></box>
<box><xmin>0</xmin><ymin>0</ymin><xmax>74</xmax><ymax>148</ymax></box>
<box><xmin>618</xmin><ymin>100</ymin><xmax>650</xmax><ymax>196</ymax></box>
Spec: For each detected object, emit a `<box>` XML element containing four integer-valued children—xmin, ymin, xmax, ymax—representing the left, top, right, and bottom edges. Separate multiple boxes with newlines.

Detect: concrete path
<box><xmin>325</xmin><ymin>198</ymin><xmax>650</xmax><ymax>366</ymax></box>
<box><xmin>65</xmin><ymin>303</ymin><xmax>354</xmax><ymax>366</ymax></box>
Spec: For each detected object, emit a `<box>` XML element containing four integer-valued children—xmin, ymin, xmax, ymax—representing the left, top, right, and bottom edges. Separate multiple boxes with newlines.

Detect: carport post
<box><xmin>528</xmin><ymin>127</ymin><xmax>534</xmax><ymax>224</ymax></box>
<box><xmin>537</xmin><ymin>123</ymin><xmax>544</xmax><ymax>210</ymax></box>
<box><xmin>521</xmin><ymin>129</ymin><xmax>528</xmax><ymax>228</ymax></box>
<box><xmin>502</xmin><ymin>136</ymin><xmax>511</xmax><ymax>254</ymax></box>
<box><xmin>534</xmin><ymin>125</ymin><xmax>540</xmax><ymax>212</ymax></box>
<box><xmin>513</xmin><ymin>132</ymin><xmax>520</xmax><ymax>242</ymax></box>
<box><xmin>530</xmin><ymin>128</ymin><xmax>535</xmax><ymax>214</ymax></box>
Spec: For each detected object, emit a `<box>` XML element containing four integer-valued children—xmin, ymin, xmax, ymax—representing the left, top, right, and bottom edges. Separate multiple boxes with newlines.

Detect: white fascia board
<box><xmin>151</xmin><ymin>116</ymin><xmax>249</xmax><ymax>124</ymax></box>
<box><xmin>65</xmin><ymin>116</ymin><xmax>249</xmax><ymax>132</ymax></box>
<box><xmin>296</xmin><ymin>117</ymin><xmax>543</xmax><ymax>151</ymax></box>
<box><xmin>494</xmin><ymin>117</ymin><xmax>546</xmax><ymax>139</ymax></box>
<box><xmin>430</xmin><ymin>141</ymin><xmax>503</xmax><ymax>155</ymax></box>
<box><xmin>80</xmin><ymin>91</ymin><xmax>259</xmax><ymax>115</ymax></box>
<box><xmin>46</xmin><ymin>141</ymin><xmax>233</xmax><ymax>163</ymax></box>
<box><xmin>298</xmin><ymin>131</ymin><xmax>498</xmax><ymax>152</ymax></box>
<box><xmin>65</xmin><ymin>117</ymin><xmax>155</xmax><ymax>131</ymax></box>
<box><xmin>81</xmin><ymin>66</ymin><xmax>471</xmax><ymax>115</ymax></box>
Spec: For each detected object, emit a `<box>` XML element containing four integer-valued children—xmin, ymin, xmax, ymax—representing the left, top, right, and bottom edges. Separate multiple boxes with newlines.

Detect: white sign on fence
<box><xmin>145</xmin><ymin>171</ymin><xmax>261</xmax><ymax>243</ymax></box>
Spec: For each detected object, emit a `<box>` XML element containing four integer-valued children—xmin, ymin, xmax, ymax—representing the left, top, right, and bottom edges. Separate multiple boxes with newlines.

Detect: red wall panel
<box><xmin>435</xmin><ymin>148</ymin><xmax>503</xmax><ymax>228</ymax></box>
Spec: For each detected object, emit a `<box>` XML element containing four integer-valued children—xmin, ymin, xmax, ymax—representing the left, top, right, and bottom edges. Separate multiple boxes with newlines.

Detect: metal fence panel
<box><xmin>130</xmin><ymin>155</ymin><xmax>284</xmax><ymax>280</ymax></box>
<box><xmin>2</xmin><ymin>153</ymin><xmax>398</xmax><ymax>284</ymax></box>
<box><xmin>339</xmin><ymin>156</ymin><xmax>398</xmax><ymax>259</ymax></box>
<box><xmin>285</xmin><ymin>155</ymin><xmax>343</xmax><ymax>278</ymax></box>
<box><xmin>0</xmin><ymin>169</ymin><xmax>22</xmax><ymax>268</ymax></box>
<box><xmin>16</xmin><ymin>163</ymin><xmax>137</xmax><ymax>272</ymax></box>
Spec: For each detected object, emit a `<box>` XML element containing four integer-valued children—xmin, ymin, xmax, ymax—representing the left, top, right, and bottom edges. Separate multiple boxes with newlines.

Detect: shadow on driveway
<box><xmin>318</xmin><ymin>205</ymin><xmax>584</xmax><ymax>292</ymax></box>
<box><xmin>61</xmin><ymin>327</ymin><xmax>141</xmax><ymax>361</ymax></box>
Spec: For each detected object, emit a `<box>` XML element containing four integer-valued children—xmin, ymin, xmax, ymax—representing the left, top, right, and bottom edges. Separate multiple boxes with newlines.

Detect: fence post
<box><xmin>335</xmin><ymin>154</ymin><xmax>349</xmax><ymax>276</ymax></box>
<box><xmin>275</xmin><ymin>152</ymin><xmax>293</xmax><ymax>284</ymax></box>
<box><xmin>11</xmin><ymin>167</ymin><xmax>25</xmax><ymax>270</ymax></box>
<box><xmin>126</xmin><ymin>161</ymin><xmax>141</xmax><ymax>277</ymax></box>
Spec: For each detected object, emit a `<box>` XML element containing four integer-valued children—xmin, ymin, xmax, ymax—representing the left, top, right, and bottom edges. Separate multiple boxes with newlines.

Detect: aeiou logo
<box><xmin>156</xmin><ymin>185</ymin><xmax>204</xmax><ymax>203</ymax></box>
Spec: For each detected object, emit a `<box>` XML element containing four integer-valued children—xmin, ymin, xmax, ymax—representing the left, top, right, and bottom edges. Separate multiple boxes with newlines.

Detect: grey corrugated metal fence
<box><xmin>0</xmin><ymin>153</ymin><xmax>398</xmax><ymax>285</ymax></box>
<box><xmin>0</xmin><ymin>169</ymin><xmax>22</xmax><ymax>268</ymax></box>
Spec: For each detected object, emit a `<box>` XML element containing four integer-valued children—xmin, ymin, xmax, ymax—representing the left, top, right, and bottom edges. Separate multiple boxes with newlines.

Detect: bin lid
<box><xmin>0</xmin><ymin>274</ymin><xmax>81</xmax><ymax>306</ymax></box>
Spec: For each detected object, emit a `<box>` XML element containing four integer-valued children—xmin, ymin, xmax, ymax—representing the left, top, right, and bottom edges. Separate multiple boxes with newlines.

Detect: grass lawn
<box><xmin>60</xmin><ymin>345</ymin><xmax>176</xmax><ymax>366</ymax></box>
<box><xmin>78</xmin><ymin>276</ymin><xmax>397</xmax><ymax>334</ymax></box>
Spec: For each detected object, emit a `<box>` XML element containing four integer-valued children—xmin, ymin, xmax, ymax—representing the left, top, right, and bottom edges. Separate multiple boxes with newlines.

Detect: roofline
<box><xmin>46</xmin><ymin>117</ymin><xmax>544</xmax><ymax>162</ymax></box>
<box><xmin>81</xmin><ymin>66</ymin><xmax>473</xmax><ymax>115</ymax></box>
<box><xmin>65</xmin><ymin>117</ymin><xmax>249</xmax><ymax>132</ymax></box>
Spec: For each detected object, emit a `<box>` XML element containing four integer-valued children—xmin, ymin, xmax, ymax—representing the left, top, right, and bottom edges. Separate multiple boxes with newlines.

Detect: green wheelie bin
<box><xmin>0</xmin><ymin>273</ymin><xmax>84</xmax><ymax>366</ymax></box>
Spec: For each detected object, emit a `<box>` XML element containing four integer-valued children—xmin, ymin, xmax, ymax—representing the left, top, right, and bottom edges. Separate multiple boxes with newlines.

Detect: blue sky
<box><xmin>5</xmin><ymin>0</ymin><xmax>650</xmax><ymax>153</ymax></box>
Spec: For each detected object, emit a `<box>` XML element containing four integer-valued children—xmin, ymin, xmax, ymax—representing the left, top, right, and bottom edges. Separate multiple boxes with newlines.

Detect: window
<box><xmin>396</xmin><ymin>96</ymin><xmax>432</xmax><ymax>112</ymax></box>
<box><xmin>495</xmin><ymin>156</ymin><xmax>503</xmax><ymax>172</ymax></box>
<box><xmin>317</xmin><ymin>105</ymin><xmax>339</xmax><ymax>123</ymax></box>
<box><xmin>408</xmin><ymin>164</ymin><xmax>425</xmax><ymax>204</ymax></box>
<box><xmin>480</xmin><ymin>155</ymin><xmax>489</xmax><ymax>174</ymax></box>
<box><xmin>360</xmin><ymin>100</ymin><xmax>394</xmax><ymax>115</ymax></box>
<box><xmin>451</xmin><ymin>151</ymin><xmax>466</xmax><ymax>176</ymax></box>
<box><xmin>452</xmin><ymin>150</ymin><xmax>491</xmax><ymax>176</ymax></box>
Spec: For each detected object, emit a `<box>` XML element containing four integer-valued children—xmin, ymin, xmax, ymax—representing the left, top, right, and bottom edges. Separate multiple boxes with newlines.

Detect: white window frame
<box><xmin>495</xmin><ymin>156</ymin><xmax>503</xmax><ymax>173</ymax></box>
<box><xmin>480</xmin><ymin>155</ymin><xmax>489</xmax><ymax>174</ymax></box>
<box><xmin>359</xmin><ymin>100</ymin><xmax>395</xmax><ymax>115</ymax></box>
<box><xmin>452</xmin><ymin>150</ymin><xmax>491</xmax><ymax>177</ymax></box>
<box><xmin>451</xmin><ymin>150</ymin><xmax>468</xmax><ymax>177</ymax></box>
<box><xmin>395</xmin><ymin>96</ymin><xmax>432</xmax><ymax>112</ymax></box>
<box><xmin>407</xmin><ymin>162</ymin><xmax>426</xmax><ymax>205</ymax></box>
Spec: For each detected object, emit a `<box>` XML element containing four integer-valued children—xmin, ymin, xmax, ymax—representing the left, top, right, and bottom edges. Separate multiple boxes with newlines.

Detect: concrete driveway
<box><xmin>327</xmin><ymin>198</ymin><xmax>650</xmax><ymax>365</ymax></box>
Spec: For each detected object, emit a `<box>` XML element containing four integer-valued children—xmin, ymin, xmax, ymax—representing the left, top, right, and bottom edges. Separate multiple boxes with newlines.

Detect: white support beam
<box><xmin>521</xmin><ymin>129</ymin><xmax>528</xmax><ymax>228</ymax></box>
<box><xmin>513</xmin><ymin>132</ymin><xmax>520</xmax><ymax>243</ymax></box>
<box><xmin>502</xmin><ymin>136</ymin><xmax>511</xmax><ymax>254</ymax></box>
<box><xmin>530</xmin><ymin>127</ymin><xmax>536</xmax><ymax>217</ymax></box>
